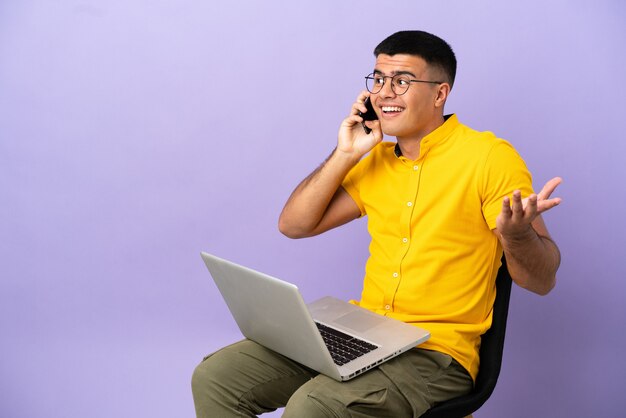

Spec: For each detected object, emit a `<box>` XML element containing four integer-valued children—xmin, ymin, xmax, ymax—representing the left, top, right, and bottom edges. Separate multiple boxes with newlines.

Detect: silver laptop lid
<box><xmin>201</xmin><ymin>252</ymin><xmax>340</xmax><ymax>379</ymax></box>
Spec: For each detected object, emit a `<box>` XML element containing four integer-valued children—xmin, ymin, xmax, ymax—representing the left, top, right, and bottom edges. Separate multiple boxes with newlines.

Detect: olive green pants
<box><xmin>192</xmin><ymin>339</ymin><xmax>472</xmax><ymax>417</ymax></box>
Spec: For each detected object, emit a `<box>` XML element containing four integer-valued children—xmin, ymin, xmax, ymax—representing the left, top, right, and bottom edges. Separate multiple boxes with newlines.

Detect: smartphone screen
<box><xmin>358</xmin><ymin>97</ymin><xmax>378</xmax><ymax>134</ymax></box>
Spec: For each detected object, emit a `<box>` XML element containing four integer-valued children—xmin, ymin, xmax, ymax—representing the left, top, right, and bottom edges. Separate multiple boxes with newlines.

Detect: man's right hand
<box><xmin>278</xmin><ymin>92</ymin><xmax>376</xmax><ymax>238</ymax></box>
<box><xmin>337</xmin><ymin>92</ymin><xmax>383</xmax><ymax>160</ymax></box>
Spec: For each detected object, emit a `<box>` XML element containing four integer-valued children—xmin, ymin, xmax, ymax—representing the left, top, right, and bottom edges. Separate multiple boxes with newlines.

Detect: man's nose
<box><xmin>380</xmin><ymin>78</ymin><xmax>397</xmax><ymax>98</ymax></box>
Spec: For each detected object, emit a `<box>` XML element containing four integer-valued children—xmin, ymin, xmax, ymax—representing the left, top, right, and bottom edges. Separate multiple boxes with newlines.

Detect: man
<box><xmin>192</xmin><ymin>30</ymin><xmax>561</xmax><ymax>417</ymax></box>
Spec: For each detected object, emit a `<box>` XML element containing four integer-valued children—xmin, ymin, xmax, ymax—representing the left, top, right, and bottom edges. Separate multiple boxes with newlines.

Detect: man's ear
<box><xmin>434</xmin><ymin>83</ymin><xmax>451</xmax><ymax>108</ymax></box>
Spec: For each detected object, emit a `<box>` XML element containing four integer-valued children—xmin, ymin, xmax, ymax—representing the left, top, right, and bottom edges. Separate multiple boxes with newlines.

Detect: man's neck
<box><xmin>396</xmin><ymin>138</ymin><xmax>422</xmax><ymax>160</ymax></box>
<box><xmin>396</xmin><ymin>115</ymin><xmax>446</xmax><ymax>160</ymax></box>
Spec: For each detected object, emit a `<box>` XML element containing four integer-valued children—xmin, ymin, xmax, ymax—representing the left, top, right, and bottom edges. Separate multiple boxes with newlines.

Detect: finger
<box><xmin>365</xmin><ymin>120</ymin><xmax>383</xmax><ymax>140</ymax></box>
<box><xmin>352</xmin><ymin>102</ymin><xmax>367</xmax><ymax>116</ymax></box>
<box><xmin>354</xmin><ymin>91</ymin><xmax>370</xmax><ymax>110</ymax></box>
<box><xmin>501</xmin><ymin>195</ymin><xmax>513</xmax><ymax>219</ymax></box>
<box><xmin>525</xmin><ymin>194</ymin><xmax>538</xmax><ymax>220</ymax></box>
<box><xmin>536</xmin><ymin>197</ymin><xmax>562</xmax><ymax>214</ymax></box>
<box><xmin>510</xmin><ymin>190</ymin><xmax>524</xmax><ymax>220</ymax></box>
<box><xmin>357</xmin><ymin>90</ymin><xmax>370</xmax><ymax>103</ymax></box>
<box><xmin>537</xmin><ymin>177</ymin><xmax>562</xmax><ymax>201</ymax></box>
<box><xmin>369</xmin><ymin>119</ymin><xmax>381</xmax><ymax>131</ymax></box>
<box><xmin>340</xmin><ymin>114</ymin><xmax>363</xmax><ymax>130</ymax></box>
<box><xmin>349</xmin><ymin>114</ymin><xmax>364</xmax><ymax>125</ymax></box>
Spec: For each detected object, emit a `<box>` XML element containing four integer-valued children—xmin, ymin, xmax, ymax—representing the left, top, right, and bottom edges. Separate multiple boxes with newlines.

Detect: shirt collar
<box><xmin>394</xmin><ymin>114</ymin><xmax>459</xmax><ymax>159</ymax></box>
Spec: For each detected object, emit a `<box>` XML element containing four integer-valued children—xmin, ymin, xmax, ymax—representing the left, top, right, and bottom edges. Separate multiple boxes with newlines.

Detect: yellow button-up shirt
<box><xmin>342</xmin><ymin>114</ymin><xmax>533</xmax><ymax>380</ymax></box>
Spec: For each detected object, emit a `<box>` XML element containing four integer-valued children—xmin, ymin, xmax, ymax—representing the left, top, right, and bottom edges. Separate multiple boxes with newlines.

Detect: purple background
<box><xmin>1</xmin><ymin>1</ymin><xmax>625</xmax><ymax>417</ymax></box>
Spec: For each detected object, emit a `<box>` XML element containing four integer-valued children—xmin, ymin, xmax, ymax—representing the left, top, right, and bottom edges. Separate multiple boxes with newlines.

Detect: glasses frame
<box><xmin>365</xmin><ymin>73</ymin><xmax>444</xmax><ymax>96</ymax></box>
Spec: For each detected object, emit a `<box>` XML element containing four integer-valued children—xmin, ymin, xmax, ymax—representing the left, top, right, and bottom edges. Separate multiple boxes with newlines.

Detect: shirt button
<box><xmin>385</xmin><ymin>305</ymin><xmax>391</xmax><ymax>310</ymax></box>
<box><xmin>407</xmin><ymin>202</ymin><xmax>413</xmax><ymax>207</ymax></box>
<box><xmin>392</xmin><ymin>272</ymin><xmax>399</xmax><ymax>278</ymax></box>
<box><xmin>402</xmin><ymin>237</ymin><xmax>408</xmax><ymax>243</ymax></box>
<box><xmin>413</xmin><ymin>165</ymin><xmax>419</xmax><ymax>171</ymax></box>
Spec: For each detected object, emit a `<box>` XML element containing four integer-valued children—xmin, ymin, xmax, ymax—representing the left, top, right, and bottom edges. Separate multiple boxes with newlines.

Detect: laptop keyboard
<box><xmin>315</xmin><ymin>322</ymin><xmax>378</xmax><ymax>366</ymax></box>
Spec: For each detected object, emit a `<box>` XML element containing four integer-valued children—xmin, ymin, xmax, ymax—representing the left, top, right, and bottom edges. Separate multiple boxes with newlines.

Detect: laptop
<box><xmin>201</xmin><ymin>252</ymin><xmax>430</xmax><ymax>381</ymax></box>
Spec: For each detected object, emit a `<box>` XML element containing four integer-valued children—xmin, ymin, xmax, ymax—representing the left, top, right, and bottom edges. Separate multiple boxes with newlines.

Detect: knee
<box><xmin>191</xmin><ymin>353</ymin><xmax>230</xmax><ymax>398</ymax></box>
<box><xmin>191</xmin><ymin>352</ymin><xmax>232</xmax><ymax>405</ymax></box>
<box><xmin>192</xmin><ymin>353</ymin><xmax>239</xmax><ymax>417</ymax></box>
<box><xmin>191</xmin><ymin>357</ymin><xmax>212</xmax><ymax>395</ymax></box>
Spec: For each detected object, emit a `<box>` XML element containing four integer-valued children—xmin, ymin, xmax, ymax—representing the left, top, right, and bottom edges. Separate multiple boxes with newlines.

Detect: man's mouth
<box><xmin>381</xmin><ymin>106</ymin><xmax>405</xmax><ymax>114</ymax></box>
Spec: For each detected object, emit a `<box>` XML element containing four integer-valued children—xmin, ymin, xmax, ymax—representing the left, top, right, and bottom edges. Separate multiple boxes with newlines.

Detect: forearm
<box><xmin>500</xmin><ymin>226</ymin><xmax>561</xmax><ymax>295</ymax></box>
<box><xmin>278</xmin><ymin>148</ymin><xmax>360</xmax><ymax>238</ymax></box>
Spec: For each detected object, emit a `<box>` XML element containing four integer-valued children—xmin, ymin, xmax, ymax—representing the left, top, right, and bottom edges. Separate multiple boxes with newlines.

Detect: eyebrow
<box><xmin>373</xmin><ymin>69</ymin><xmax>417</xmax><ymax>78</ymax></box>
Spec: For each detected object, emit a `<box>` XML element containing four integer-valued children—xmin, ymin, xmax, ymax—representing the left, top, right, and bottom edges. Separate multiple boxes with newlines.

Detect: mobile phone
<box><xmin>358</xmin><ymin>97</ymin><xmax>378</xmax><ymax>134</ymax></box>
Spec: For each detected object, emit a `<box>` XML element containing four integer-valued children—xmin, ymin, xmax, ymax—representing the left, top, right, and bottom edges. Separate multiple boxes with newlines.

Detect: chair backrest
<box><xmin>421</xmin><ymin>257</ymin><xmax>513</xmax><ymax>418</ymax></box>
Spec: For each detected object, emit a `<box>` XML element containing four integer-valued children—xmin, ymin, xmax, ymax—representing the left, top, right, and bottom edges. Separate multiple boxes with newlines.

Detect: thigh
<box><xmin>384</xmin><ymin>348</ymin><xmax>473</xmax><ymax>415</ymax></box>
<box><xmin>283</xmin><ymin>370</ymin><xmax>412</xmax><ymax>418</ymax></box>
<box><xmin>192</xmin><ymin>339</ymin><xmax>317</xmax><ymax>418</ymax></box>
<box><xmin>282</xmin><ymin>348</ymin><xmax>472</xmax><ymax>418</ymax></box>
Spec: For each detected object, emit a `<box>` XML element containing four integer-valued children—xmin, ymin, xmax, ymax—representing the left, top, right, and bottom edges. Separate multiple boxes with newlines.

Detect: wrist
<box><xmin>332</xmin><ymin>146</ymin><xmax>362</xmax><ymax>166</ymax></box>
<box><xmin>500</xmin><ymin>226</ymin><xmax>538</xmax><ymax>248</ymax></box>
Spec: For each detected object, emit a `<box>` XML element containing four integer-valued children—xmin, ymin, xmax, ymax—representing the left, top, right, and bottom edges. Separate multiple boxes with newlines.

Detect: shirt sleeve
<box><xmin>341</xmin><ymin>156</ymin><xmax>369</xmax><ymax>217</ymax></box>
<box><xmin>480</xmin><ymin>140</ymin><xmax>534</xmax><ymax>230</ymax></box>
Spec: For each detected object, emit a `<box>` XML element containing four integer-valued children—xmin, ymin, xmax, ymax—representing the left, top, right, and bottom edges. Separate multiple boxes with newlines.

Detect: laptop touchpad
<box><xmin>334</xmin><ymin>310</ymin><xmax>386</xmax><ymax>333</ymax></box>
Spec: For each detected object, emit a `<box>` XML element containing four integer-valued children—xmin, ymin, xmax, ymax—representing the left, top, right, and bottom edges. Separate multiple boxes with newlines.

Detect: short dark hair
<box><xmin>374</xmin><ymin>30</ymin><xmax>457</xmax><ymax>88</ymax></box>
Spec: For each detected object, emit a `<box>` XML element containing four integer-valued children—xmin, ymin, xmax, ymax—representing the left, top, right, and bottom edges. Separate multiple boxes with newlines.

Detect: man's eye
<box><xmin>374</xmin><ymin>77</ymin><xmax>385</xmax><ymax>85</ymax></box>
<box><xmin>396</xmin><ymin>77</ymin><xmax>410</xmax><ymax>86</ymax></box>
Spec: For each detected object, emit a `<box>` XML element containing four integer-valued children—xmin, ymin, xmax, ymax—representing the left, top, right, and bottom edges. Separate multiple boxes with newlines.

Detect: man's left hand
<box><xmin>496</xmin><ymin>177</ymin><xmax>562</xmax><ymax>239</ymax></box>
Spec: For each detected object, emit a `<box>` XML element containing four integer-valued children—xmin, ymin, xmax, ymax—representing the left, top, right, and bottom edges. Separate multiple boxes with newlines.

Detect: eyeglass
<box><xmin>365</xmin><ymin>72</ymin><xmax>443</xmax><ymax>96</ymax></box>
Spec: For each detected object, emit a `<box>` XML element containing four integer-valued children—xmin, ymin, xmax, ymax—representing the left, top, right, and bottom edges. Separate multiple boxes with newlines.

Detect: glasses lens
<box><xmin>392</xmin><ymin>75</ymin><xmax>411</xmax><ymax>95</ymax></box>
<box><xmin>365</xmin><ymin>73</ymin><xmax>383</xmax><ymax>94</ymax></box>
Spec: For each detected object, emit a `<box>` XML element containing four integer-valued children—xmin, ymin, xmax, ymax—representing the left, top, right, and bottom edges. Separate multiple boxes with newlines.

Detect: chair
<box><xmin>421</xmin><ymin>257</ymin><xmax>513</xmax><ymax>418</ymax></box>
